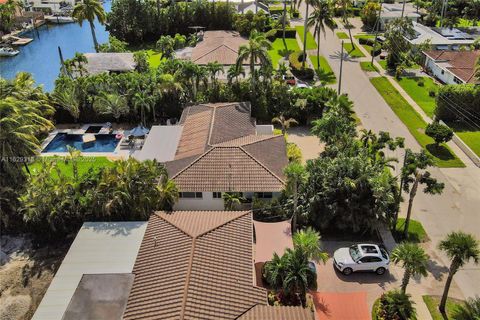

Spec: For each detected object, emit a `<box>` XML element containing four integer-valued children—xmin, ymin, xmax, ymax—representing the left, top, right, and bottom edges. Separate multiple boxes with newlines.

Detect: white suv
<box><xmin>333</xmin><ymin>244</ymin><xmax>389</xmax><ymax>276</ymax></box>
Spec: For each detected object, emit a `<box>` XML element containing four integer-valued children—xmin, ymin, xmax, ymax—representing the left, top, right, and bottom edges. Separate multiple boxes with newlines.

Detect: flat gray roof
<box><xmin>136</xmin><ymin>125</ymin><xmax>183</xmax><ymax>162</ymax></box>
<box><xmin>32</xmin><ymin>222</ymin><xmax>147</xmax><ymax>320</ymax></box>
<box><xmin>84</xmin><ymin>53</ymin><xmax>136</xmax><ymax>75</ymax></box>
<box><xmin>62</xmin><ymin>274</ymin><xmax>134</xmax><ymax>320</ymax></box>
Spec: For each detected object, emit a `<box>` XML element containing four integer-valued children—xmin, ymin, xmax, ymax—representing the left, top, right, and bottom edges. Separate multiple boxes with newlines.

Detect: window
<box><xmin>441</xmin><ymin>69</ymin><xmax>445</xmax><ymax>75</ymax></box>
<box><xmin>179</xmin><ymin>192</ymin><xmax>203</xmax><ymax>199</ymax></box>
<box><xmin>255</xmin><ymin>192</ymin><xmax>273</xmax><ymax>199</ymax></box>
<box><xmin>213</xmin><ymin>192</ymin><xmax>222</xmax><ymax>199</ymax></box>
<box><xmin>453</xmin><ymin>76</ymin><xmax>463</xmax><ymax>84</ymax></box>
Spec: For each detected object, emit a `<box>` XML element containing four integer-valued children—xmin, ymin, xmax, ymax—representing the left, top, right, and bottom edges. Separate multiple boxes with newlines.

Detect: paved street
<box><xmin>293</xmin><ymin>5</ymin><xmax>480</xmax><ymax>301</ymax></box>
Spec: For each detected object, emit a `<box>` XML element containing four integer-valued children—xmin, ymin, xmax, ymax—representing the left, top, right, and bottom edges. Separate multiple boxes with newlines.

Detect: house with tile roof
<box><xmin>423</xmin><ymin>50</ymin><xmax>480</xmax><ymax>84</ymax></box>
<box><xmin>33</xmin><ymin>212</ymin><xmax>315</xmax><ymax>320</ymax></box>
<box><xmin>137</xmin><ymin>102</ymin><xmax>289</xmax><ymax>210</ymax></box>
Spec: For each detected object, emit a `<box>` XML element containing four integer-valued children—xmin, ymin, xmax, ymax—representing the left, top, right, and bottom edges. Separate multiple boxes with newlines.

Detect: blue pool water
<box><xmin>43</xmin><ymin>133</ymin><xmax>120</xmax><ymax>153</ymax></box>
<box><xmin>0</xmin><ymin>1</ymin><xmax>111</xmax><ymax>92</ymax></box>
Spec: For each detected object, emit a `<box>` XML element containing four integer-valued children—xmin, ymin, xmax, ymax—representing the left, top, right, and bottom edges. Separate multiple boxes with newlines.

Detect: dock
<box><xmin>9</xmin><ymin>36</ymin><xmax>33</xmax><ymax>46</ymax></box>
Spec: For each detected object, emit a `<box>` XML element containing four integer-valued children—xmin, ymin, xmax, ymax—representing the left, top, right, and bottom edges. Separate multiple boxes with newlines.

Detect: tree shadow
<box><xmin>425</xmin><ymin>144</ymin><xmax>456</xmax><ymax>161</ymax></box>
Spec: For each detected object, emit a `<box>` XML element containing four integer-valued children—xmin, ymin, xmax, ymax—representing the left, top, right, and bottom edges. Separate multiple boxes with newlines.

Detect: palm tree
<box><xmin>391</xmin><ymin>243</ymin><xmax>429</xmax><ymax>293</ymax></box>
<box><xmin>283</xmin><ymin>162</ymin><xmax>306</xmax><ymax>232</ymax></box>
<box><xmin>156</xmin><ymin>36</ymin><xmax>175</xmax><ymax>59</ymax></box>
<box><xmin>52</xmin><ymin>90</ymin><xmax>81</xmax><ymax>122</ymax></box>
<box><xmin>283</xmin><ymin>247</ymin><xmax>314</xmax><ymax>307</ymax></box>
<box><xmin>438</xmin><ymin>232</ymin><xmax>480</xmax><ymax>314</ymax></box>
<box><xmin>227</xmin><ymin>64</ymin><xmax>245</xmax><ymax>85</ymax></box>
<box><xmin>264</xmin><ymin>252</ymin><xmax>288</xmax><ymax>288</ymax></box>
<box><xmin>293</xmin><ymin>227</ymin><xmax>329</xmax><ymax>263</ymax></box>
<box><xmin>299</xmin><ymin>0</ymin><xmax>319</xmax><ymax>68</ymax></box>
<box><xmin>379</xmin><ymin>290</ymin><xmax>417</xmax><ymax>320</ymax></box>
<box><xmin>65</xmin><ymin>146</ymin><xmax>82</xmax><ymax>182</ymax></box>
<box><xmin>72</xmin><ymin>0</ymin><xmax>106</xmax><ymax>52</ymax></box>
<box><xmin>276</xmin><ymin>62</ymin><xmax>289</xmax><ymax>81</ymax></box>
<box><xmin>401</xmin><ymin>149</ymin><xmax>444</xmax><ymax>239</ymax></box>
<box><xmin>156</xmin><ymin>175</ymin><xmax>179</xmax><ymax>211</ymax></box>
<box><xmin>206</xmin><ymin>61</ymin><xmax>224</xmax><ymax>88</ymax></box>
<box><xmin>452</xmin><ymin>297</ymin><xmax>480</xmax><ymax>320</ymax></box>
<box><xmin>272</xmin><ymin>114</ymin><xmax>298</xmax><ymax>135</ymax></box>
<box><xmin>236</xmin><ymin>30</ymin><xmax>272</xmax><ymax>95</ymax></box>
<box><xmin>132</xmin><ymin>90</ymin><xmax>154</xmax><ymax>126</ymax></box>
<box><xmin>308</xmin><ymin>0</ymin><xmax>336</xmax><ymax>70</ymax></box>
<box><xmin>336</xmin><ymin>0</ymin><xmax>355</xmax><ymax>50</ymax></box>
<box><xmin>93</xmin><ymin>92</ymin><xmax>129</xmax><ymax>122</ymax></box>
<box><xmin>222</xmin><ymin>192</ymin><xmax>245</xmax><ymax>210</ymax></box>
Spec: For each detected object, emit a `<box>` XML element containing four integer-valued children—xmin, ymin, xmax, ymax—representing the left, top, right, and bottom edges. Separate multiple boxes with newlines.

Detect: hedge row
<box><xmin>435</xmin><ymin>84</ymin><xmax>480</xmax><ymax>123</ymax></box>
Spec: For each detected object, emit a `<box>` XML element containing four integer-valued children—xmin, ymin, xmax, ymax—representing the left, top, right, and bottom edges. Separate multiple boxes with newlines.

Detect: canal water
<box><xmin>0</xmin><ymin>1</ymin><xmax>111</xmax><ymax>92</ymax></box>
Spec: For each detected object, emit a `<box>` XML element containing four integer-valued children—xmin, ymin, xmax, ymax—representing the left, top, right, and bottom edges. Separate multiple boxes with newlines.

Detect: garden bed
<box><xmin>369</xmin><ymin>77</ymin><xmax>464</xmax><ymax>168</ymax></box>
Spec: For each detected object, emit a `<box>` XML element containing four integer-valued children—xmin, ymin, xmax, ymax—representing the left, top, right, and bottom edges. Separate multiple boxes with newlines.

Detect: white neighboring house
<box><xmin>407</xmin><ymin>22</ymin><xmax>478</xmax><ymax>50</ymax></box>
<box><xmin>379</xmin><ymin>2</ymin><xmax>420</xmax><ymax>30</ymax></box>
<box><xmin>423</xmin><ymin>50</ymin><xmax>480</xmax><ymax>85</ymax></box>
<box><xmin>136</xmin><ymin>102</ymin><xmax>288</xmax><ymax>211</ymax></box>
<box><xmin>23</xmin><ymin>0</ymin><xmax>79</xmax><ymax>13</ymax></box>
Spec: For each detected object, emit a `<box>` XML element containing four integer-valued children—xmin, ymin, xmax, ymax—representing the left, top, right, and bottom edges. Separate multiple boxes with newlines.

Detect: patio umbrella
<box><xmin>127</xmin><ymin>125</ymin><xmax>149</xmax><ymax>137</ymax></box>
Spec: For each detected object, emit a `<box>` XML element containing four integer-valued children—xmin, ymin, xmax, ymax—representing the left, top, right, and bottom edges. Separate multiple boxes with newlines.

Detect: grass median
<box><xmin>423</xmin><ymin>295</ymin><xmax>463</xmax><ymax>320</ymax></box>
<box><xmin>359</xmin><ymin>61</ymin><xmax>378</xmax><ymax>72</ymax></box>
<box><xmin>310</xmin><ymin>55</ymin><xmax>336</xmax><ymax>84</ymax></box>
<box><xmin>295</xmin><ymin>26</ymin><xmax>317</xmax><ymax>50</ymax></box>
<box><xmin>342</xmin><ymin>42</ymin><xmax>365</xmax><ymax>58</ymax></box>
<box><xmin>370</xmin><ymin>77</ymin><xmax>464</xmax><ymax>168</ymax></box>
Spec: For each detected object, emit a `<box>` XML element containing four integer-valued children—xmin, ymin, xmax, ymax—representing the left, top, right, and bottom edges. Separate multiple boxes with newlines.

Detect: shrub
<box><xmin>376</xmin><ymin>290</ymin><xmax>416</xmax><ymax>320</ymax></box>
<box><xmin>289</xmin><ymin>50</ymin><xmax>305</xmax><ymax>70</ymax></box>
<box><xmin>429</xmin><ymin>89</ymin><xmax>436</xmax><ymax>97</ymax></box>
<box><xmin>288</xmin><ymin>51</ymin><xmax>314</xmax><ymax>80</ymax></box>
<box><xmin>287</xmin><ymin>142</ymin><xmax>302</xmax><ymax>163</ymax></box>
<box><xmin>291</xmin><ymin>9</ymin><xmax>299</xmax><ymax>18</ymax></box>
<box><xmin>425</xmin><ymin>122</ymin><xmax>453</xmax><ymax>147</ymax></box>
<box><xmin>435</xmin><ymin>84</ymin><xmax>480</xmax><ymax>123</ymax></box>
<box><xmin>417</xmin><ymin>80</ymin><xmax>425</xmax><ymax>87</ymax></box>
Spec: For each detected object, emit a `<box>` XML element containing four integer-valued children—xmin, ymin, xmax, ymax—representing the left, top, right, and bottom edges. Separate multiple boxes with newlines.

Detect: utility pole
<box><xmin>371</xmin><ymin>1</ymin><xmax>382</xmax><ymax>65</ymax></box>
<box><xmin>440</xmin><ymin>0</ymin><xmax>447</xmax><ymax>28</ymax></box>
<box><xmin>338</xmin><ymin>40</ymin><xmax>344</xmax><ymax>94</ymax></box>
<box><xmin>401</xmin><ymin>0</ymin><xmax>406</xmax><ymax>18</ymax></box>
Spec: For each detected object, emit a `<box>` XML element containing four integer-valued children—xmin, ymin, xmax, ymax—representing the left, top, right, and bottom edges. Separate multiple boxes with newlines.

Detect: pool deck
<box><xmin>40</xmin><ymin>123</ymin><xmax>143</xmax><ymax>159</ymax></box>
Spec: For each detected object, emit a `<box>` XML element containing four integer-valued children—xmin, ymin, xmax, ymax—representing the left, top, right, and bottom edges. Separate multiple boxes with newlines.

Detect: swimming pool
<box><xmin>42</xmin><ymin>133</ymin><xmax>120</xmax><ymax>153</ymax></box>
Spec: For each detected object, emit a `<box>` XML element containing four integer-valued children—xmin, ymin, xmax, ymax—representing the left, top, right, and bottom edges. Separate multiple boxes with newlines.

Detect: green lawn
<box><xmin>394</xmin><ymin>218</ymin><xmax>428</xmax><ymax>243</ymax></box>
<box><xmin>396</xmin><ymin>77</ymin><xmax>438</xmax><ymax>118</ymax></box>
<box><xmin>336</xmin><ymin>32</ymin><xmax>349</xmax><ymax>39</ymax></box>
<box><xmin>29</xmin><ymin>156</ymin><xmax>115</xmax><ymax>179</ymax></box>
<box><xmin>268</xmin><ymin>37</ymin><xmax>300</xmax><ymax>67</ymax></box>
<box><xmin>423</xmin><ymin>295</ymin><xmax>464</xmax><ymax>320</ymax></box>
<box><xmin>448</xmin><ymin>123</ymin><xmax>480</xmax><ymax>157</ymax></box>
<box><xmin>359</xmin><ymin>61</ymin><xmax>378</xmax><ymax>72</ymax></box>
<box><xmin>295</xmin><ymin>26</ymin><xmax>317</xmax><ymax>50</ymax></box>
<box><xmin>370</xmin><ymin>77</ymin><xmax>464</xmax><ymax>168</ymax></box>
<box><xmin>378</xmin><ymin>59</ymin><xmax>387</xmax><ymax>70</ymax></box>
<box><xmin>343</xmin><ymin>42</ymin><xmax>365</xmax><ymax>58</ymax></box>
<box><xmin>310</xmin><ymin>55</ymin><xmax>336</xmax><ymax>84</ymax></box>
<box><xmin>145</xmin><ymin>49</ymin><xmax>163</xmax><ymax>68</ymax></box>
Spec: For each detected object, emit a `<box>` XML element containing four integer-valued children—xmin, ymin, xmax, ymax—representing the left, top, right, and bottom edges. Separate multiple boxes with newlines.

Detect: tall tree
<box><xmin>308</xmin><ymin>0</ymin><xmax>336</xmax><ymax>70</ymax></box>
<box><xmin>391</xmin><ymin>243</ymin><xmax>429</xmax><ymax>293</ymax></box>
<box><xmin>236</xmin><ymin>30</ymin><xmax>272</xmax><ymax>95</ymax></box>
<box><xmin>206</xmin><ymin>61</ymin><xmax>224</xmax><ymax>89</ymax></box>
<box><xmin>299</xmin><ymin>0</ymin><xmax>319</xmax><ymax>68</ymax></box>
<box><xmin>156</xmin><ymin>175</ymin><xmax>179</xmax><ymax>211</ymax></box>
<box><xmin>401</xmin><ymin>149</ymin><xmax>444</xmax><ymax>239</ymax></box>
<box><xmin>222</xmin><ymin>192</ymin><xmax>245</xmax><ymax>210</ymax></box>
<box><xmin>93</xmin><ymin>92</ymin><xmax>129</xmax><ymax>122</ymax></box>
<box><xmin>336</xmin><ymin>0</ymin><xmax>355</xmax><ymax>50</ymax></box>
<box><xmin>283</xmin><ymin>162</ymin><xmax>306</xmax><ymax>233</ymax></box>
<box><xmin>72</xmin><ymin>0</ymin><xmax>106</xmax><ymax>52</ymax></box>
<box><xmin>132</xmin><ymin>89</ymin><xmax>154</xmax><ymax>126</ymax></box>
<box><xmin>438</xmin><ymin>232</ymin><xmax>479</xmax><ymax>314</ymax></box>
<box><xmin>227</xmin><ymin>63</ymin><xmax>245</xmax><ymax>85</ymax></box>
<box><xmin>293</xmin><ymin>227</ymin><xmax>329</xmax><ymax>263</ymax></box>
<box><xmin>53</xmin><ymin>90</ymin><xmax>81</xmax><ymax>122</ymax></box>
<box><xmin>283</xmin><ymin>247</ymin><xmax>314</xmax><ymax>307</ymax></box>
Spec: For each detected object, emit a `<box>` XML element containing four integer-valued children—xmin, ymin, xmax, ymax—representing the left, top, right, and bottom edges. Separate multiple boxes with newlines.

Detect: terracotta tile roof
<box><xmin>191</xmin><ymin>30</ymin><xmax>249</xmax><ymax>65</ymax></box>
<box><xmin>238</xmin><ymin>305</ymin><xmax>315</xmax><ymax>320</ymax></box>
<box><xmin>123</xmin><ymin>211</ymin><xmax>267</xmax><ymax>320</ymax></box>
<box><xmin>424</xmin><ymin>50</ymin><xmax>480</xmax><ymax>83</ymax></box>
<box><xmin>171</xmin><ymin>146</ymin><xmax>285</xmax><ymax>192</ymax></box>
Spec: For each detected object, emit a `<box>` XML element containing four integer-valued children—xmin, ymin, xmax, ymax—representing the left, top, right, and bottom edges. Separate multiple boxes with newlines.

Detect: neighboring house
<box><xmin>83</xmin><ymin>53</ymin><xmax>136</xmax><ymax>75</ymax></box>
<box><xmin>136</xmin><ymin>102</ymin><xmax>288</xmax><ymax>210</ymax></box>
<box><xmin>423</xmin><ymin>50</ymin><xmax>480</xmax><ymax>84</ymax></box>
<box><xmin>407</xmin><ymin>22</ymin><xmax>478</xmax><ymax>50</ymax></box>
<box><xmin>23</xmin><ymin>0</ymin><xmax>79</xmax><ymax>14</ymax></box>
<box><xmin>379</xmin><ymin>2</ymin><xmax>420</xmax><ymax>30</ymax></box>
<box><xmin>237</xmin><ymin>1</ymin><xmax>269</xmax><ymax>14</ymax></box>
<box><xmin>33</xmin><ymin>212</ymin><xmax>315</xmax><ymax>320</ymax></box>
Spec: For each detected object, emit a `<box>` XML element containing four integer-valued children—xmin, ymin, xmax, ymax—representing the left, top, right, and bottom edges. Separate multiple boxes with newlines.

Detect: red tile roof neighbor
<box><xmin>191</xmin><ymin>30</ymin><xmax>249</xmax><ymax>65</ymax></box>
<box><xmin>424</xmin><ymin>50</ymin><xmax>480</xmax><ymax>83</ymax></box>
<box><xmin>123</xmin><ymin>211</ymin><xmax>265</xmax><ymax>320</ymax></box>
<box><xmin>165</xmin><ymin>103</ymin><xmax>287</xmax><ymax>192</ymax></box>
<box><xmin>239</xmin><ymin>305</ymin><xmax>315</xmax><ymax>320</ymax></box>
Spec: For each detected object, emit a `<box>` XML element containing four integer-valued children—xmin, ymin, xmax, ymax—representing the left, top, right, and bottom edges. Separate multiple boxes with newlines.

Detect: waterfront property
<box><xmin>423</xmin><ymin>50</ymin><xmax>480</xmax><ymax>85</ymax></box>
<box><xmin>32</xmin><ymin>211</ymin><xmax>315</xmax><ymax>320</ymax></box>
<box><xmin>136</xmin><ymin>102</ymin><xmax>288</xmax><ymax>210</ymax></box>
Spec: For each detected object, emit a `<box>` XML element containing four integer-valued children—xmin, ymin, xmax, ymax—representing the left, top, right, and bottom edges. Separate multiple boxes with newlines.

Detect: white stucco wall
<box><xmin>174</xmin><ymin>192</ymin><xmax>224</xmax><ymax>211</ymax></box>
<box><xmin>425</xmin><ymin>57</ymin><xmax>463</xmax><ymax>85</ymax></box>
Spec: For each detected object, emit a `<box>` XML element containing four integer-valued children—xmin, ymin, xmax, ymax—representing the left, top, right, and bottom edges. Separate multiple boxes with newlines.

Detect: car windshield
<box><xmin>349</xmin><ymin>246</ymin><xmax>362</xmax><ymax>262</ymax></box>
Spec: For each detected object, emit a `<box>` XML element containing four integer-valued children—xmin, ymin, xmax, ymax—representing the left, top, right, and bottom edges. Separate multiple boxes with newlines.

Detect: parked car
<box><xmin>333</xmin><ymin>244</ymin><xmax>389</xmax><ymax>276</ymax></box>
<box><xmin>283</xmin><ymin>73</ymin><xmax>296</xmax><ymax>86</ymax></box>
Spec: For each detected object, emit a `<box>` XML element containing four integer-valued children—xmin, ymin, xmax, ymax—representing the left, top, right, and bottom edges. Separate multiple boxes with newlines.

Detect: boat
<box><xmin>0</xmin><ymin>47</ymin><xmax>20</xmax><ymax>57</ymax></box>
<box><xmin>45</xmin><ymin>15</ymin><xmax>75</xmax><ymax>24</ymax></box>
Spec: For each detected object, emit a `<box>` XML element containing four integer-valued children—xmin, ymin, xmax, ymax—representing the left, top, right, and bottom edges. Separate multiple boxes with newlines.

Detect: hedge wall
<box><xmin>435</xmin><ymin>84</ymin><xmax>480</xmax><ymax>123</ymax></box>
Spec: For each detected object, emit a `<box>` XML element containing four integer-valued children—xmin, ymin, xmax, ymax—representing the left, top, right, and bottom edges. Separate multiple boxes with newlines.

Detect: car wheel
<box><xmin>376</xmin><ymin>267</ymin><xmax>386</xmax><ymax>275</ymax></box>
<box><xmin>342</xmin><ymin>267</ymin><xmax>353</xmax><ymax>275</ymax></box>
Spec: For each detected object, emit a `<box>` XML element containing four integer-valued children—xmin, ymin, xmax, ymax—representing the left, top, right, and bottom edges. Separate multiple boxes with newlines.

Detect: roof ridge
<box><xmin>192</xmin><ymin>44</ymin><xmax>224</xmax><ymax>63</ymax></box>
<box><xmin>207</xmin><ymin>104</ymin><xmax>217</xmax><ymax>146</ymax></box>
<box><xmin>170</xmin><ymin>147</ymin><xmax>214</xmax><ymax>179</ymax></box>
<box><xmin>242</xmin><ymin>134</ymin><xmax>282</xmax><ymax>146</ymax></box>
<box><xmin>179</xmin><ymin>238</ymin><xmax>196</xmax><ymax>320</ymax></box>
<box><xmin>195</xmin><ymin>211</ymin><xmax>250</xmax><ymax>238</ymax></box>
<box><xmin>239</xmin><ymin>146</ymin><xmax>286</xmax><ymax>185</ymax></box>
<box><xmin>154</xmin><ymin>212</ymin><xmax>194</xmax><ymax>238</ymax></box>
